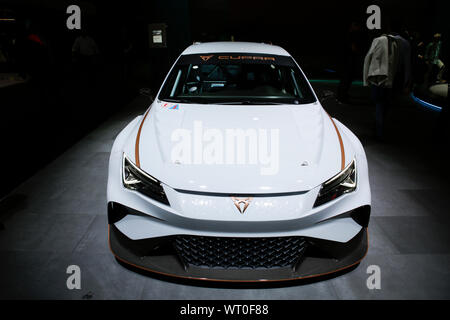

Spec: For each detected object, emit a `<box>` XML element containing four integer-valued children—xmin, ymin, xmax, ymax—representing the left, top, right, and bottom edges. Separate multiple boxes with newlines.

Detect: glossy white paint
<box><xmin>124</xmin><ymin>100</ymin><xmax>354</xmax><ymax>194</ymax></box>
<box><xmin>107</xmin><ymin>42</ymin><xmax>371</xmax><ymax>244</ymax></box>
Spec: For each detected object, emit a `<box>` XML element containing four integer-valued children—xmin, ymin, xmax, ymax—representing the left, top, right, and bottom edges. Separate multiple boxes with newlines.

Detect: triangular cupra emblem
<box><xmin>231</xmin><ymin>196</ymin><xmax>253</xmax><ymax>214</ymax></box>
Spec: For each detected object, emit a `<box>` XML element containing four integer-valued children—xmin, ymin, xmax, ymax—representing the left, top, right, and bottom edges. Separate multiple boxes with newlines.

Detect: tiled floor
<box><xmin>1</xmin><ymin>86</ymin><xmax>449</xmax><ymax>299</ymax></box>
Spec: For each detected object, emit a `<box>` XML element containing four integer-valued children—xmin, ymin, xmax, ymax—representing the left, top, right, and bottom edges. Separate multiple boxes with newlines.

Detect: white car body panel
<box><xmin>122</xmin><ymin>100</ymin><xmax>355</xmax><ymax>194</ymax></box>
<box><xmin>106</xmin><ymin>42</ymin><xmax>371</xmax><ymax>280</ymax></box>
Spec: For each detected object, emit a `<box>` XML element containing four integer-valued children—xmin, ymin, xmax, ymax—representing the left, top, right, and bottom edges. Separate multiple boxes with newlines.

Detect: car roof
<box><xmin>181</xmin><ymin>41</ymin><xmax>291</xmax><ymax>56</ymax></box>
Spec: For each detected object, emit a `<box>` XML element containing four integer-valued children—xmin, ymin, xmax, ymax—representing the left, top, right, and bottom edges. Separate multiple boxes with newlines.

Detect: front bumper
<box><xmin>108</xmin><ymin>217</ymin><xmax>369</xmax><ymax>282</ymax></box>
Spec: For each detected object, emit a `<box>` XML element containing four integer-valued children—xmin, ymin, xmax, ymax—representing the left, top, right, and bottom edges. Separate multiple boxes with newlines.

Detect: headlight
<box><xmin>122</xmin><ymin>155</ymin><xmax>170</xmax><ymax>205</ymax></box>
<box><xmin>314</xmin><ymin>158</ymin><xmax>356</xmax><ymax>207</ymax></box>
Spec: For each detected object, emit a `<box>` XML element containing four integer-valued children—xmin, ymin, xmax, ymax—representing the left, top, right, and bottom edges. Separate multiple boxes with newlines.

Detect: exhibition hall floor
<box><xmin>1</xmin><ymin>84</ymin><xmax>449</xmax><ymax>299</ymax></box>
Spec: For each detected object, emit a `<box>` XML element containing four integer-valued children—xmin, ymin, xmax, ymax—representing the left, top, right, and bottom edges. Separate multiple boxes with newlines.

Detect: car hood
<box><xmin>124</xmin><ymin>100</ymin><xmax>355</xmax><ymax>194</ymax></box>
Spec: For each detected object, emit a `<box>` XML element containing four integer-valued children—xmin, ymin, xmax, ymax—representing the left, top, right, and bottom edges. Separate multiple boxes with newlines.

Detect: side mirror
<box><xmin>317</xmin><ymin>89</ymin><xmax>335</xmax><ymax>103</ymax></box>
<box><xmin>139</xmin><ymin>88</ymin><xmax>154</xmax><ymax>101</ymax></box>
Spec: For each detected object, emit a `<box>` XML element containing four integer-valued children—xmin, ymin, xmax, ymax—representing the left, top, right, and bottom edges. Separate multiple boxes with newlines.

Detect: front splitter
<box><xmin>108</xmin><ymin>224</ymin><xmax>368</xmax><ymax>283</ymax></box>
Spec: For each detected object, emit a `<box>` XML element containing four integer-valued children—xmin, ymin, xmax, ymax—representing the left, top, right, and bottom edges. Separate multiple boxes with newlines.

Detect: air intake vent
<box><xmin>174</xmin><ymin>236</ymin><xmax>307</xmax><ymax>269</ymax></box>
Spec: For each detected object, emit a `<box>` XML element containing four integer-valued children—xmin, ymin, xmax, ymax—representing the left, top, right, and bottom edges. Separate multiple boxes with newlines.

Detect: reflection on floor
<box><xmin>0</xmin><ymin>84</ymin><xmax>449</xmax><ymax>299</ymax></box>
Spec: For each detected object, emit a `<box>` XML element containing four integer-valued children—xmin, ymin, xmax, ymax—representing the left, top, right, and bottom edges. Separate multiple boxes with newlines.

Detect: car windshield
<box><xmin>158</xmin><ymin>53</ymin><xmax>316</xmax><ymax>105</ymax></box>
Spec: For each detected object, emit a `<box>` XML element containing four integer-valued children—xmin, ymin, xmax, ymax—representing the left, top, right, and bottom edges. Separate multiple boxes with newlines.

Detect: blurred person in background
<box><xmin>364</xmin><ymin>32</ymin><xmax>397</xmax><ymax>140</ymax></box>
<box><xmin>411</xmin><ymin>31</ymin><xmax>427</xmax><ymax>86</ymax></box>
<box><xmin>72</xmin><ymin>28</ymin><xmax>99</xmax><ymax>68</ymax></box>
<box><xmin>392</xmin><ymin>26</ymin><xmax>412</xmax><ymax>94</ymax></box>
<box><xmin>71</xmin><ymin>28</ymin><xmax>100</xmax><ymax>91</ymax></box>
<box><xmin>363</xmin><ymin>22</ymin><xmax>411</xmax><ymax>140</ymax></box>
<box><xmin>424</xmin><ymin>33</ymin><xmax>446</xmax><ymax>84</ymax></box>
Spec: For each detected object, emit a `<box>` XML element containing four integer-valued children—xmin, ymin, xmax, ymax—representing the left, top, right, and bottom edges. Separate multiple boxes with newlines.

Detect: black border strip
<box><xmin>178</xmin><ymin>53</ymin><xmax>296</xmax><ymax>66</ymax></box>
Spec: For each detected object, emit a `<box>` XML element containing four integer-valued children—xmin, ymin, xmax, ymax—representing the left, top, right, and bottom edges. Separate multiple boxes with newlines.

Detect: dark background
<box><xmin>0</xmin><ymin>0</ymin><xmax>448</xmax><ymax>198</ymax></box>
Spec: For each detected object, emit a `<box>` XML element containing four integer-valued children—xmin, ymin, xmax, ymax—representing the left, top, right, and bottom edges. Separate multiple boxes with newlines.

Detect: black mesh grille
<box><xmin>174</xmin><ymin>236</ymin><xmax>307</xmax><ymax>269</ymax></box>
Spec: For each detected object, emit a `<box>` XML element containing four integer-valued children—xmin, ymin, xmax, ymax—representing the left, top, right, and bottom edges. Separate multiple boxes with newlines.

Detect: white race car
<box><xmin>107</xmin><ymin>42</ymin><xmax>371</xmax><ymax>282</ymax></box>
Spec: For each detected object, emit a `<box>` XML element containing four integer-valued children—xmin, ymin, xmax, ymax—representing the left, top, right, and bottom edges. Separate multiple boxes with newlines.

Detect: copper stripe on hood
<box><xmin>135</xmin><ymin>109</ymin><xmax>151</xmax><ymax>168</ymax></box>
<box><xmin>327</xmin><ymin>114</ymin><xmax>345</xmax><ymax>170</ymax></box>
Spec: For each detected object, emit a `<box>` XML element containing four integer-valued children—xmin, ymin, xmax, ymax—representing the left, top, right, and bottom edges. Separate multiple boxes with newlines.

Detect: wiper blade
<box><xmin>214</xmin><ymin>101</ymin><xmax>285</xmax><ymax>105</ymax></box>
<box><xmin>161</xmin><ymin>98</ymin><xmax>196</xmax><ymax>103</ymax></box>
